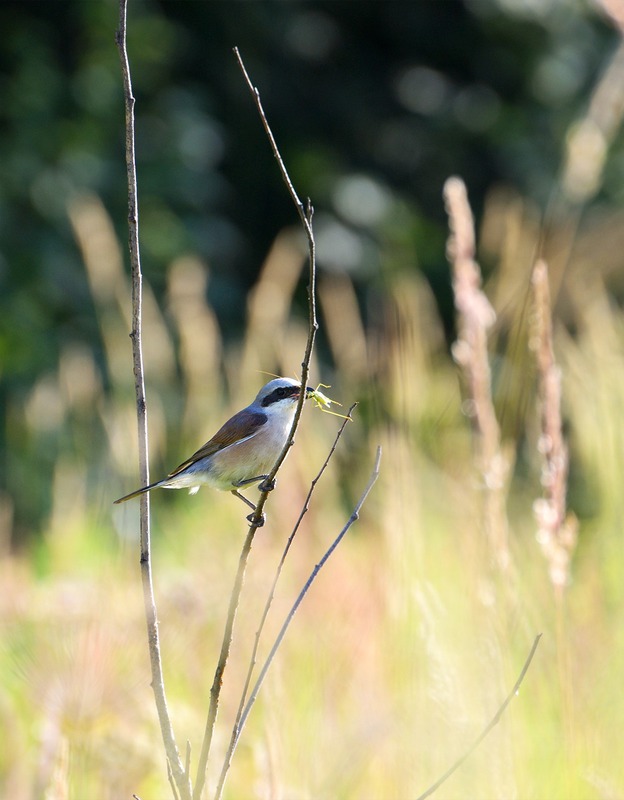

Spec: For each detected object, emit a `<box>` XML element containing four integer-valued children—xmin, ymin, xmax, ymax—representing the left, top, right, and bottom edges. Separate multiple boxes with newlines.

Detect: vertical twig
<box><xmin>115</xmin><ymin>4</ymin><xmax>190</xmax><ymax>798</ymax></box>
<box><xmin>240</xmin><ymin>405</ymin><xmax>356</xmax><ymax>719</ymax></box>
<box><xmin>236</xmin><ymin>447</ymin><xmax>382</xmax><ymax>744</ymax></box>
<box><xmin>215</xmin><ymin>404</ymin><xmax>357</xmax><ymax>798</ymax></box>
<box><xmin>214</xmin><ymin>446</ymin><xmax>382</xmax><ymax>800</ymax></box>
<box><xmin>444</xmin><ymin>176</ymin><xmax>512</xmax><ymax>572</ymax></box>
<box><xmin>192</xmin><ymin>523</ymin><xmax>256</xmax><ymax>800</ymax></box>
<box><xmin>233</xmin><ymin>45</ymin><xmax>319</xmax><ymax>506</ymax></box>
<box><xmin>192</xmin><ymin>48</ymin><xmax>319</xmax><ymax>800</ymax></box>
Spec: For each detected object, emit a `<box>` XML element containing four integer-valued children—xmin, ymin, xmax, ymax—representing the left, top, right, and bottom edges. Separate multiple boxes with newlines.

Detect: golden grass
<box><xmin>7</xmin><ymin>14</ymin><xmax>624</xmax><ymax>791</ymax></box>
<box><xmin>5</xmin><ymin>175</ymin><xmax>624</xmax><ymax>798</ymax></box>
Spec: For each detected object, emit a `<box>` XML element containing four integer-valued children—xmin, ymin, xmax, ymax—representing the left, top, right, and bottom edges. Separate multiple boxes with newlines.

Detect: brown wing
<box><xmin>167</xmin><ymin>409</ymin><xmax>268</xmax><ymax>478</ymax></box>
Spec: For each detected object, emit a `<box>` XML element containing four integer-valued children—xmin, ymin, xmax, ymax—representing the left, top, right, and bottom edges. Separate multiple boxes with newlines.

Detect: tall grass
<box><xmin>2</xmin><ymin>169</ymin><xmax>624</xmax><ymax>799</ymax></box>
<box><xmin>7</xmin><ymin>34</ymin><xmax>624</xmax><ymax>790</ymax></box>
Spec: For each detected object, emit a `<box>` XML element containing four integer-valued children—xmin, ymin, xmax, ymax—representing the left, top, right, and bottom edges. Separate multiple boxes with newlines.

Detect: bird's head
<box><xmin>253</xmin><ymin>377</ymin><xmax>314</xmax><ymax>414</ymax></box>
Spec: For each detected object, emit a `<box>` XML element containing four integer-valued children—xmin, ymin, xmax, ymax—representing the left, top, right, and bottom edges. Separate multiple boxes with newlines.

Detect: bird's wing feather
<box><xmin>167</xmin><ymin>409</ymin><xmax>268</xmax><ymax>477</ymax></box>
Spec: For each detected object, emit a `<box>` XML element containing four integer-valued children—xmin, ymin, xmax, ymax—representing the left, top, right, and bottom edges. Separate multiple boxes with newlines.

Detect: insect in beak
<box><xmin>306</xmin><ymin>384</ymin><xmax>352</xmax><ymax>420</ymax></box>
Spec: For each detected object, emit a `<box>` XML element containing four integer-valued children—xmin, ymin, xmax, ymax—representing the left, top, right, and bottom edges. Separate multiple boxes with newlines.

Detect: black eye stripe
<box><xmin>261</xmin><ymin>385</ymin><xmax>300</xmax><ymax>407</ymax></box>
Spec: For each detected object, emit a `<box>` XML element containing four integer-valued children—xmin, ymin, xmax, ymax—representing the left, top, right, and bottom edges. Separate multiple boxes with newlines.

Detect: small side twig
<box><xmin>192</xmin><ymin>48</ymin><xmax>318</xmax><ymax>800</ymax></box>
<box><xmin>215</xmin><ymin>404</ymin><xmax>357</xmax><ymax>797</ymax></box>
<box><xmin>239</xmin><ymin>404</ymin><xmax>356</xmax><ymax>719</ymax></box>
<box><xmin>228</xmin><ymin>447</ymin><xmax>382</xmax><ymax>773</ymax></box>
<box><xmin>416</xmin><ymin>633</ymin><xmax>542</xmax><ymax>800</ymax></box>
<box><xmin>116</xmin><ymin>4</ymin><xmax>190</xmax><ymax>798</ymax></box>
<box><xmin>166</xmin><ymin>760</ymin><xmax>181</xmax><ymax>800</ymax></box>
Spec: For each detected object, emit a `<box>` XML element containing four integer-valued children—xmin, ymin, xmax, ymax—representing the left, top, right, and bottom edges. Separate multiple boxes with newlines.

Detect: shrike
<box><xmin>114</xmin><ymin>377</ymin><xmax>312</xmax><ymax>523</ymax></box>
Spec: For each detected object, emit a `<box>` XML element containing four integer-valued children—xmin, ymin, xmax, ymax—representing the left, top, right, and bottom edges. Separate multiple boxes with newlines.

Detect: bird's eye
<box><xmin>276</xmin><ymin>387</ymin><xmax>286</xmax><ymax>397</ymax></box>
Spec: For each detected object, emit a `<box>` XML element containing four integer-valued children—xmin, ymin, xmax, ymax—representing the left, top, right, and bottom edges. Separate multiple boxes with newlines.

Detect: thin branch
<box><xmin>241</xmin><ymin>404</ymin><xmax>356</xmax><ymax>721</ymax></box>
<box><xmin>228</xmin><ymin>447</ymin><xmax>382</xmax><ymax>771</ymax></box>
<box><xmin>167</xmin><ymin>760</ymin><xmax>181</xmax><ymax>800</ymax></box>
<box><xmin>233</xmin><ymin>47</ymin><xmax>314</xmax><ymax>240</ymax></box>
<box><xmin>233</xmin><ymin>45</ymin><xmax>319</xmax><ymax>524</ymax></box>
<box><xmin>115</xmin><ymin>4</ymin><xmax>190</xmax><ymax>798</ymax></box>
<box><xmin>192</xmin><ymin>522</ymin><xmax>256</xmax><ymax>800</ymax></box>
<box><xmin>215</xmin><ymin>405</ymin><xmax>358</xmax><ymax>798</ymax></box>
<box><xmin>192</xmin><ymin>48</ymin><xmax>319</xmax><ymax>800</ymax></box>
<box><xmin>416</xmin><ymin>633</ymin><xmax>542</xmax><ymax>800</ymax></box>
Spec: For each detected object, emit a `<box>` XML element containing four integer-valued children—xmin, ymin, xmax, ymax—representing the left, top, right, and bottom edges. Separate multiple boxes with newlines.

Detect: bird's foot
<box><xmin>258</xmin><ymin>477</ymin><xmax>276</xmax><ymax>493</ymax></box>
<box><xmin>246</xmin><ymin>511</ymin><xmax>266</xmax><ymax>528</ymax></box>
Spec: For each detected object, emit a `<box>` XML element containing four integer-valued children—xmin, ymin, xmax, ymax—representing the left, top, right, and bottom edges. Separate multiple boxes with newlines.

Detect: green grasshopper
<box><xmin>306</xmin><ymin>383</ymin><xmax>352</xmax><ymax>420</ymax></box>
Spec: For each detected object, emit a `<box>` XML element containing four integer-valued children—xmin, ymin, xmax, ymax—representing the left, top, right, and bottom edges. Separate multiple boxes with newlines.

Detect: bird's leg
<box><xmin>233</xmin><ymin>474</ymin><xmax>274</xmax><ymax>490</ymax></box>
<box><xmin>233</xmin><ymin>474</ymin><xmax>276</xmax><ymax>495</ymax></box>
<box><xmin>231</xmin><ymin>475</ymin><xmax>276</xmax><ymax>526</ymax></box>
<box><xmin>231</xmin><ymin>489</ymin><xmax>265</xmax><ymax>528</ymax></box>
<box><xmin>231</xmin><ymin>489</ymin><xmax>256</xmax><ymax>511</ymax></box>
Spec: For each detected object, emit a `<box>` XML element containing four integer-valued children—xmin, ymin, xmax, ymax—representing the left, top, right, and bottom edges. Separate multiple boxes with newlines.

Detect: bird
<box><xmin>114</xmin><ymin>377</ymin><xmax>313</xmax><ymax>524</ymax></box>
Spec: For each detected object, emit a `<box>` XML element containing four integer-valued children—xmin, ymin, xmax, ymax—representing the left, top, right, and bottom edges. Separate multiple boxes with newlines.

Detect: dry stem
<box><xmin>214</xmin><ymin>445</ymin><xmax>382</xmax><ymax>800</ymax></box>
<box><xmin>116</xmin><ymin>3</ymin><xmax>190</xmax><ymax>798</ymax></box>
<box><xmin>530</xmin><ymin>261</ymin><xmax>578</xmax><ymax>593</ymax></box>
<box><xmin>215</xmin><ymin>404</ymin><xmax>358</xmax><ymax>797</ymax></box>
<box><xmin>192</xmin><ymin>49</ymin><xmax>319</xmax><ymax>800</ymax></box>
<box><xmin>444</xmin><ymin>176</ymin><xmax>512</xmax><ymax>572</ymax></box>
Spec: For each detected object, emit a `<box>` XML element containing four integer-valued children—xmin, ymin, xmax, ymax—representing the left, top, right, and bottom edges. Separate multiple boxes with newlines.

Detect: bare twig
<box><xmin>416</xmin><ymin>634</ymin><xmax>542</xmax><ymax>800</ymax></box>
<box><xmin>444</xmin><ymin>176</ymin><xmax>512</xmax><ymax>572</ymax></box>
<box><xmin>215</xmin><ymin>404</ymin><xmax>358</xmax><ymax>797</ymax></box>
<box><xmin>233</xmin><ymin>45</ymin><xmax>319</xmax><ymax>521</ymax></box>
<box><xmin>233</xmin><ymin>48</ymin><xmax>315</xmax><ymax>244</ymax></box>
<box><xmin>530</xmin><ymin>261</ymin><xmax>578</xmax><ymax>594</ymax></box>
<box><xmin>115</xmin><ymin>4</ymin><xmax>190</xmax><ymax>798</ymax></box>
<box><xmin>192</xmin><ymin>48</ymin><xmax>319</xmax><ymax>800</ymax></box>
<box><xmin>192</xmin><ymin>524</ymin><xmax>255</xmax><ymax>800</ymax></box>
<box><xmin>167</xmin><ymin>760</ymin><xmax>181</xmax><ymax>800</ymax></box>
<box><xmin>240</xmin><ymin>404</ymin><xmax>356</xmax><ymax>719</ymax></box>
<box><xmin>224</xmin><ymin>447</ymin><xmax>382</xmax><ymax>783</ymax></box>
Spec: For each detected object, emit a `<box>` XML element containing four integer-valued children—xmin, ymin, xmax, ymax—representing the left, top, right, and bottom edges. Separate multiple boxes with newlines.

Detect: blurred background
<box><xmin>2</xmin><ymin>0</ymin><xmax>624</xmax><ymax>797</ymax></box>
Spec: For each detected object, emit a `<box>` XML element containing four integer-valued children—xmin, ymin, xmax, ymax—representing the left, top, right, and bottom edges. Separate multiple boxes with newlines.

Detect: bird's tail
<box><xmin>113</xmin><ymin>479</ymin><xmax>163</xmax><ymax>504</ymax></box>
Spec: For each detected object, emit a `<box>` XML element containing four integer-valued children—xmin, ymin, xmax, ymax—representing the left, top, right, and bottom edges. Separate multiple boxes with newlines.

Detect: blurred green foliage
<box><xmin>0</xmin><ymin>0</ymin><xmax>620</xmax><ymax>540</ymax></box>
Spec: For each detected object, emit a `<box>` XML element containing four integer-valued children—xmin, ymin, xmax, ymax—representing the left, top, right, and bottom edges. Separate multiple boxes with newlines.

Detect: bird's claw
<box><xmin>258</xmin><ymin>477</ymin><xmax>276</xmax><ymax>493</ymax></box>
<box><xmin>247</xmin><ymin>511</ymin><xmax>266</xmax><ymax>528</ymax></box>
